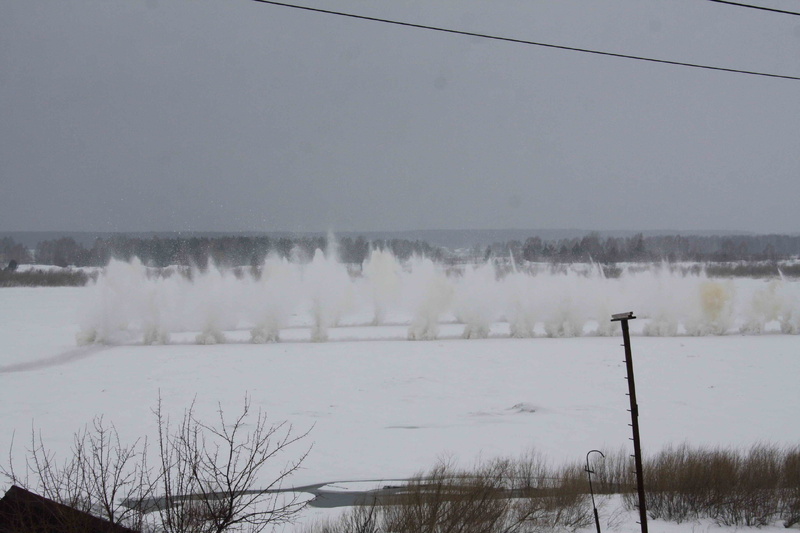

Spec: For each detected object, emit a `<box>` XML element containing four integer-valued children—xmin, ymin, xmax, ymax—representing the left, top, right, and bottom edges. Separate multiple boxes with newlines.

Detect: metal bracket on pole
<box><xmin>586</xmin><ymin>449</ymin><xmax>605</xmax><ymax>533</ymax></box>
<box><xmin>611</xmin><ymin>311</ymin><xmax>648</xmax><ymax>533</ymax></box>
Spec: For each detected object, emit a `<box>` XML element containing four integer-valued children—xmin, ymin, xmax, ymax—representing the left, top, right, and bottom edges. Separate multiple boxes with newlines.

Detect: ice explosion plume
<box><xmin>77</xmin><ymin>251</ymin><xmax>800</xmax><ymax>345</ymax></box>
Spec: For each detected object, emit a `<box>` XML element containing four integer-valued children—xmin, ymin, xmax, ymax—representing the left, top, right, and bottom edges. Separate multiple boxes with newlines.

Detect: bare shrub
<box><xmin>2</xmin><ymin>417</ymin><xmax>154</xmax><ymax>531</ymax></box>
<box><xmin>715</xmin><ymin>444</ymin><xmax>782</xmax><ymax>527</ymax></box>
<box><xmin>625</xmin><ymin>443</ymin><xmax>795</xmax><ymax>527</ymax></box>
<box><xmin>586</xmin><ymin>448</ymin><xmax>633</xmax><ymax>495</ymax></box>
<box><xmin>305</xmin><ymin>452</ymin><xmax>592</xmax><ymax>533</ymax></box>
<box><xmin>781</xmin><ymin>446</ymin><xmax>800</xmax><ymax>528</ymax></box>
<box><xmin>305</xmin><ymin>502</ymin><xmax>381</xmax><ymax>533</ymax></box>
<box><xmin>382</xmin><ymin>462</ymin><xmax>510</xmax><ymax>533</ymax></box>
<box><xmin>152</xmin><ymin>395</ymin><xmax>311</xmax><ymax>533</ymax></box>
<box><xmin>2</xmin><ymin>396</ymin><xmax>310</xmax><ymax>533</ymax></box>
<box><xmin>640</xmin><ymin>444</ymin><xmax>738</xmax><ymax>522</ymax></box>
<box><xmin>523</xmin><ymin>461</ymin><xmax>593</xmax><ymax>532</ymax></box>
<box><xmin>0</xmin><ymin>268</ymin><xmax>94</xmax><ymax>287</ymax></box>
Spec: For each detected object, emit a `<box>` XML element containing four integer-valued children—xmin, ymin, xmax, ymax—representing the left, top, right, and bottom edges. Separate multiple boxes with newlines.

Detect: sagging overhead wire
<box><xmin>248</xmin><ymin>0</ymin><xmax>800</xmax><ymax>81</ymax></box>
<box><xmin>701</xmin><ymin>0</ymin><xmax>800</xmax><ymax>17</ymax></box>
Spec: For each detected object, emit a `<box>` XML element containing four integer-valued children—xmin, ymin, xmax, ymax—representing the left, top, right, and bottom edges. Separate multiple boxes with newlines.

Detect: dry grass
<box><xmin>620</xmin><ymin>443</ymin><xmax>800</xmax><ymax>527</ymax></box>
<box><xmin>782</xmin><ymin>447</ymin><xmax>800</xmax><ymax>528</ymax></box>
<box><xmin>0</xmin><ymin>269</ymin><xmax>95</xmax><ymax>287</ymax></box>
<box><xmin>304</xmin><ymin>452</ymin><xmax>593</xmax><ymax>533</ymax></box>
<box><xmin>306</xmin><ymin>443</ymin><xmax>800</xmax><ymax>533</ymax></box>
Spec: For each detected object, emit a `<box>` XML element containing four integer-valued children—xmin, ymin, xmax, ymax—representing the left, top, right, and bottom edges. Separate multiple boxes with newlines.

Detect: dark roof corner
<box><xmin>0</xmin><ymin>485</ymin><xmax>138</xmax><ymax>533</ymax></box>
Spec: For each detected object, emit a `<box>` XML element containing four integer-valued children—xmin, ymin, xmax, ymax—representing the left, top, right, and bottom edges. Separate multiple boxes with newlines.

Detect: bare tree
<box><xmin>2</xmin><ymin>418</ymin><xmax>155</xmax><ymax>531</ymax></box>
<box><xmin>3</xmin><ymin>395</ymin><xmax>311</xmax><ymax>533</ymax></box>
<box><xmin>151</xmin><ymin>394</ymin><xmax>311</xmax><ymax>533</ymax></box>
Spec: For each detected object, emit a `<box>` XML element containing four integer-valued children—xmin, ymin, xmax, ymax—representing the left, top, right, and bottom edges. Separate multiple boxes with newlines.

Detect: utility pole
<box><xmin>611</xmin><ymin>311</ymin><xmax>647</xmax><ymax>533</ymax></box>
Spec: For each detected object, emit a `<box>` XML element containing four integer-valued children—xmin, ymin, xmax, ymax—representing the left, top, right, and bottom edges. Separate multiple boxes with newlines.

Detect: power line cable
<box><xmin>701</xmin><ymin>0</ymin><xmax>800</xmax><ymax>16</ymax></box>
<box><xmin>249</xmin><ymin>0</ymin><xmax>800</xmax><ymax>81</ymax></box>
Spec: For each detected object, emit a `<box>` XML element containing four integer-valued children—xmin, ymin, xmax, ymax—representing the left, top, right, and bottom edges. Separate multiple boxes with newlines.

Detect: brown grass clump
<box><xmin>780</xmin><ymin>446</ymin><xmax>800</xmax><ymax>528</ymax></box>
<box><xmin>304</xmin><ymin>452</ymin><xmax>593</xmax><ymax>533</ymax></box>
<box><xmin>307</xmin><ymin>443</ymin><xmax>800</xmax><ymax>533</ymax></box>
<box><xmin>0</xmin><ymin>269</ymin><xmax>94</xmax><ymax>287</ymax></box>
<box><xmin>627</xmin><ymin>443</ymin><xmax>799</xmax><ymax>527</ymax></box>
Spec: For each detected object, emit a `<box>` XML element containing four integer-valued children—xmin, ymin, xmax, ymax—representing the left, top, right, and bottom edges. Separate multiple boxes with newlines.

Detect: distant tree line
<box><xmin>488</xmin><ymin>232</ymin><xmax>800</xmax><ymax>264</ymax></box>
<box><xmin>2</xmin><ymin>232</ymin><xmax>800</xmax><ymax>269</ymax></box>
<box><xmin>0</xmin><ymin>237</ymin><xmax>32</xmax><ymax>264</ymax></box>
<box><xmin>1</xmin><ymin>235</ymin><xmax>445</xmax><ymax>268</ymax></box>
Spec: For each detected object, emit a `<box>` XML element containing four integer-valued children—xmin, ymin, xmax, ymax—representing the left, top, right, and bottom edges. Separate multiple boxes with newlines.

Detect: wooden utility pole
<box><xmin>611</xmin><ymin>311</ymin><xmax>647</xmax><ymax>533</ymax></box>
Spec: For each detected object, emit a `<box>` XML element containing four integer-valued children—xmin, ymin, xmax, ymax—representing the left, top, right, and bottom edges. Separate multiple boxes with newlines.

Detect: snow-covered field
<box><xmin>1</xmin><ymin>257</ymin><xmax>799</xmax><ymax>532</ymax></box>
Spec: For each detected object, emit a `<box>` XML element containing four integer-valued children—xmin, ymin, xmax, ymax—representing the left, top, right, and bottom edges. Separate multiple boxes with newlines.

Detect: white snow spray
<box><xmin>362</xmin><ymin>248</ymin><xmax>402</xmax><ymax>326</ymax></box>
<box><xmin>304</xmin><ymin>247</ymin><xmax>352</xmax><ymax>342</ymax></box>
<box><xmin>405</xmin><ymin>257</ymin><xmax>453</xmax><ymax>340</ymax></box>
<box><xmin>248</xmin><ymin>256</ymin><xmax>300</xmax><ymax>343</ymax></box>
<box><xmin>77</xmin><ymin>248</ymin><xmax>800</xmax><ymax>345</ymax></box>
<box><xmin>452</xmin><ymin>263</ymin><xmax>500</xmax><ymax>339</ymax></box>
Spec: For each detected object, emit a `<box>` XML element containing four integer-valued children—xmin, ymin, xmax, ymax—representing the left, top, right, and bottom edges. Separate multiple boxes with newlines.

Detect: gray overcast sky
<box><xmin>1</xmin><ymin>0</ymin><xmax>799</xmax><ymax>234</ymax></box>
